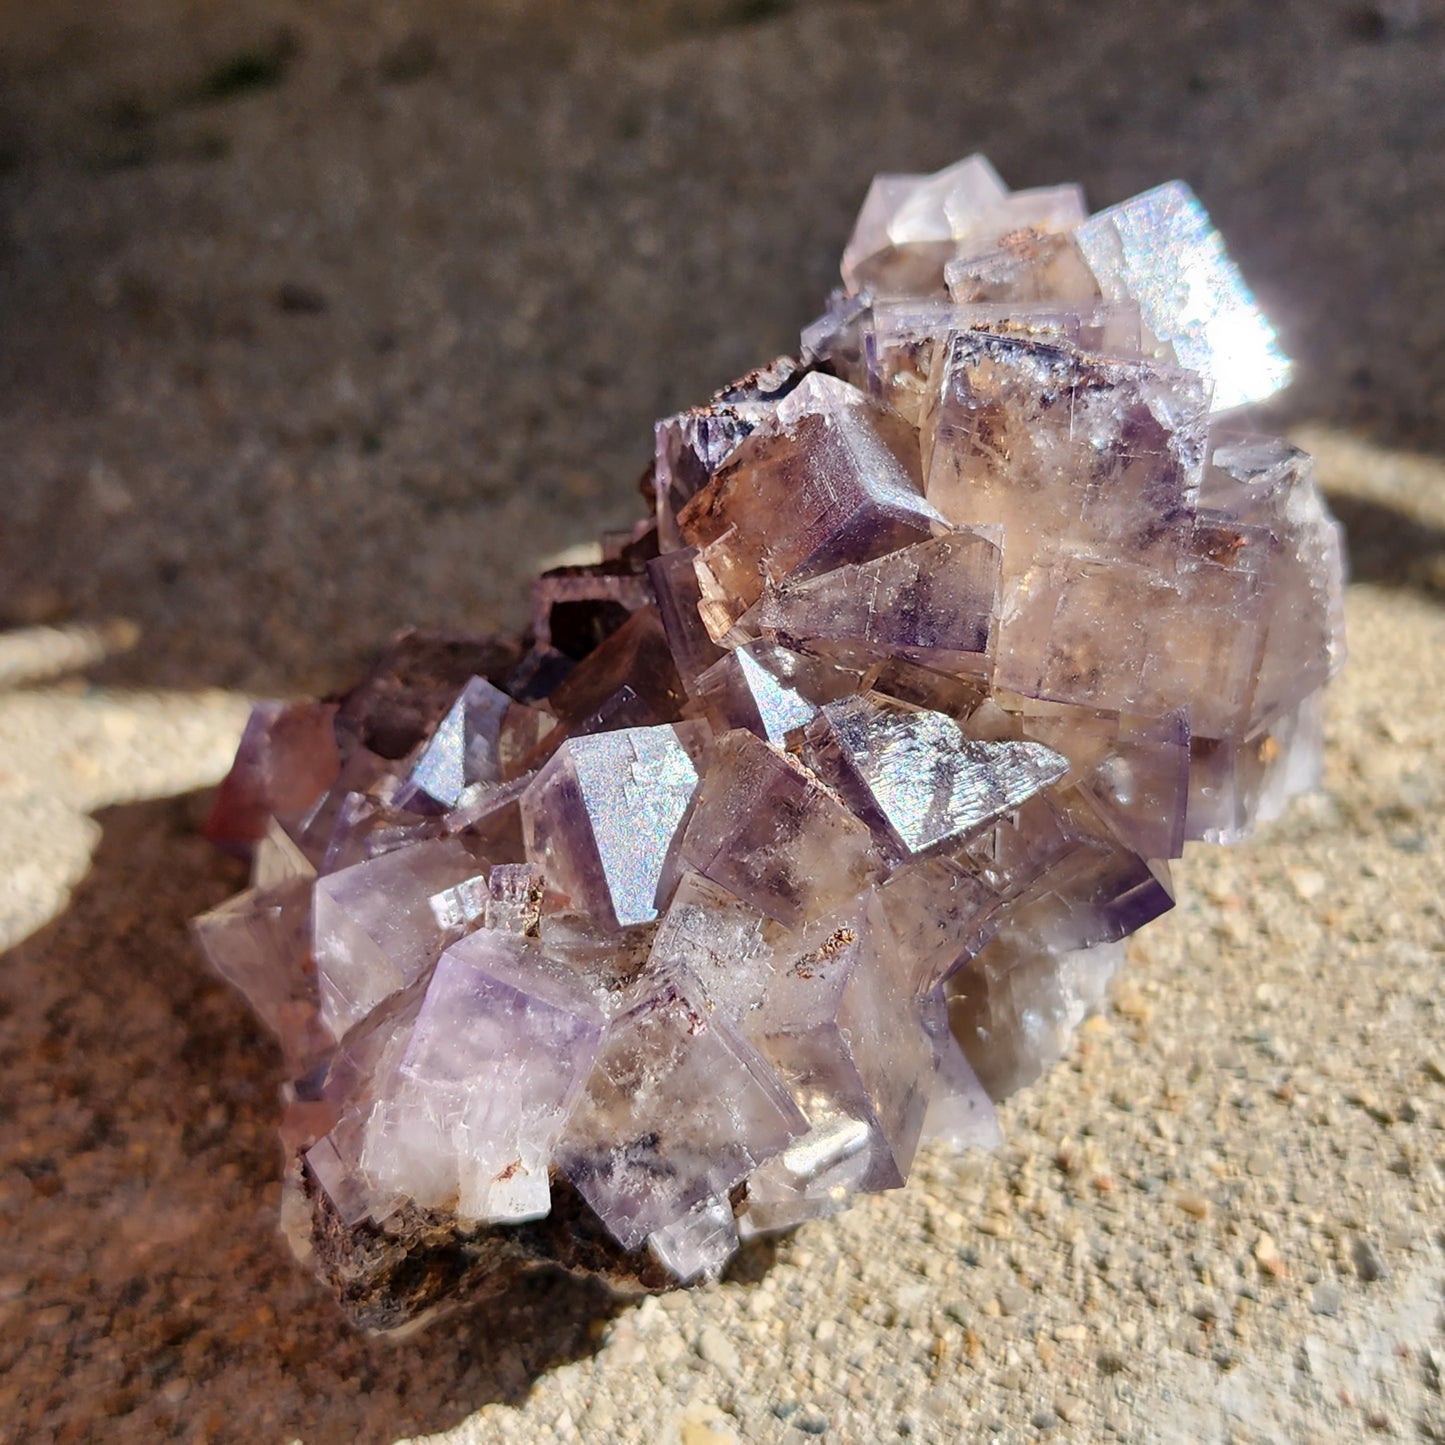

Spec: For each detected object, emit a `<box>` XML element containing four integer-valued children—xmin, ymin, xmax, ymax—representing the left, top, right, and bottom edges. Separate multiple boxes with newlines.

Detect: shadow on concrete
<box><xmin>1323</xmin><ymin>491</ymin><xmax>1445</xmax><ymax>598</ymax></box>
<box><xmin>0</xmin><ymin>792</ymin><xmax>682</xmax><ymax>1445</ymax></box>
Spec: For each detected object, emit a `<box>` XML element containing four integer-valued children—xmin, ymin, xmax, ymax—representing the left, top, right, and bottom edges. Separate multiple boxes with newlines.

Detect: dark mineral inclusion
<box><xmin>195</xmin><ymin>155</ymin><xmax>1345</xmax><ymax>1332</ymax></box>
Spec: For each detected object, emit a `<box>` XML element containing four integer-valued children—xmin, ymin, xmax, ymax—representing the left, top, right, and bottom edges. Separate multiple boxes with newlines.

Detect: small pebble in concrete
<box><xmin>999</xmin><ymin>1287</ymin><xmax>1031</xmax><ymax>1317</ymax></box>
<box><xmin>696</xmin><ymin>1325</ymin><xmax>741</xmax><ymax>1377</ymax></box>
<box><xmin>1352</xmin><ymin>1236</ymin><xmax>1389</xmax><ymax>1283</ymax></box>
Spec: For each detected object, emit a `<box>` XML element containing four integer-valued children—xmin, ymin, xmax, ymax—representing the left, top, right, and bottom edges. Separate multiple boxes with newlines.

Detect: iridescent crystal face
<box><xmin>195</xmin><ymin>155</ymin><xmax>1344</xmax><ymax>1327</ymax></box>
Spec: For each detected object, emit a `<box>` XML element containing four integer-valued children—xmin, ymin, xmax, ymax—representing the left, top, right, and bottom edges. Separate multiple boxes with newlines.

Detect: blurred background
<box><xmin>1</xmin><ymin>0</ymin><xmax>1441</xmax><ymax>696</ymax></box>
<box><xmin>1</xmin><ymin>4</ymin><xmax>1442</xmax><ymax>1443</ymax></box>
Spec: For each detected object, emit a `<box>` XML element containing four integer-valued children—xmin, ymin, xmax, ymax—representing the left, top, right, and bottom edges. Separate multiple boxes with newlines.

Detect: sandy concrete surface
<box><xmin>0</xmin><ymin>3</ymin><xmax>1442</xmax><ymax>1442</ymax></box>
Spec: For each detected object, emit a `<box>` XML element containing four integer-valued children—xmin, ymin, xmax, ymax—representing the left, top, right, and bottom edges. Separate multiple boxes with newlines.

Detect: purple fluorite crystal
<box><xmin>194</xmin><ymin>156</ymin><xmax>1345</xmax><ymax>1332</ymax></box>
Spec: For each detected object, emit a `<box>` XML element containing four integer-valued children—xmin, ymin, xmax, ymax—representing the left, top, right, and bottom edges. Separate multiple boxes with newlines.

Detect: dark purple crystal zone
<box><xmin>195</xmin><ymin>156</ymin><xmax>1344</xmax><ymax>1332</ymax></box>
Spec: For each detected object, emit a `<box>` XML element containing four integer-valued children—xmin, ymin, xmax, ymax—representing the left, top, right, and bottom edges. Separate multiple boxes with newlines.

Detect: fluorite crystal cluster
<box><xmin>196</xmin><ymin>156</ymin><xmax>1345</xmax><ymax>1332</ymax></box>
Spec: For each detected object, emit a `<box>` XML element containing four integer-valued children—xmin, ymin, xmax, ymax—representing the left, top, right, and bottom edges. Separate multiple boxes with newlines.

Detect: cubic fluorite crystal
<box><xmin>195</xmin><ymin>157</ymin><xmax>1345</xmax><ymax>1332</ymax></box>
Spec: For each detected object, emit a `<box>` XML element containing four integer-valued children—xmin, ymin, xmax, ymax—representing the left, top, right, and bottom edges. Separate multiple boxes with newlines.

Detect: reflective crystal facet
<box><xmin>521</xmin><ymin>722</ymin><xmax>707</xmax><ymax>930</ymax></box>
<box><xmin>1074</xmin><ymin>181</ymin><xmax>1292</xmax><ymax>412</ymax></box>
<box><xmin>805</xmin><ymin>693</ymin><xmax>1068</xmax><ymax>857</ymax></box>
<box><xmin>394</xmin><ymin>676</ymin><xmax>513</xmax><ymax>811</ymax></box>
